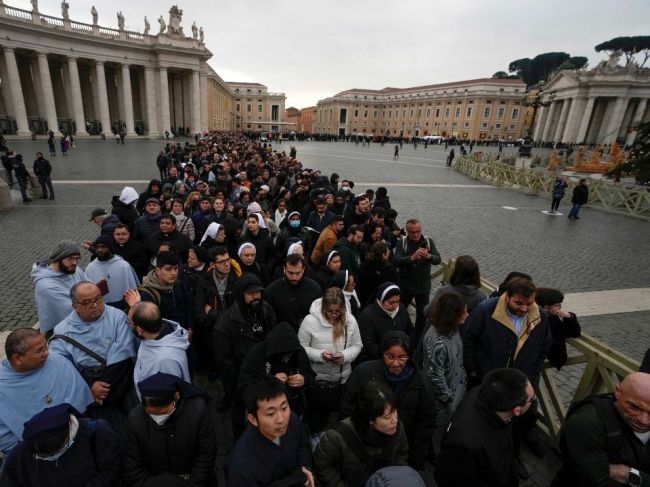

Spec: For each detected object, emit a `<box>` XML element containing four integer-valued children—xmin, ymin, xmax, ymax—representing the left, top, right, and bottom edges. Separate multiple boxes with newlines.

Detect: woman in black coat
<box><xmin>357</xmin><ymin>283</ymin><xmax>413</xmax><ymax>363</ymax></box>
<box><xmin>339</xmin><ymin>332</ymin><xmax>435</xmax><ymax>471</ymax></box>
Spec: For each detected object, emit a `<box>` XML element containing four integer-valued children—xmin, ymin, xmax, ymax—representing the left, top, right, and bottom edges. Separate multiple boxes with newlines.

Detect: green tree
<box><xmin>507</xmin><ymin>52</ymin><xmax>582</xmax><ymax>86</ymax></box>
<box><xmin>492</xmin><ymin>71</ymin><xmax>509</xmax><ymax>79</ymax></box>
<box><xmin>558</xmin><ymin>56</ymin><xmax>589</xmax><ymax>70</ymax></box>
<box><xmin>607</xmin><ymin>120</ymin><xmax>650</xmax><ymax>185</ymax></box>
<box><xmin>595</xmin><ymin>36</ymin><xmax>650</xmax><ymax>67</ymax></box>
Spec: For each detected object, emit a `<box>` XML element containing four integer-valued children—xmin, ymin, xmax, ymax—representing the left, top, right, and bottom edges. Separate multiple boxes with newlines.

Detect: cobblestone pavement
<box><xmin>1</xmin><ymin>138</ymin><xmax>648</xmax><ymax>485</ymax></box>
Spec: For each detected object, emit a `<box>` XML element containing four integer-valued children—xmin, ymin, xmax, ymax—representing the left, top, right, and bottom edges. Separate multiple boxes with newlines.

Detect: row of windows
<box><xmin>347</xmin><ymin>120</ymin><xmax>518</xmax><ymax>130</ymax></box>
<box><xmin>342</xmin><ymin>87</ymin><xmax>522</xmax><ymax>101</ymax></box>
<box><xmin>235</xmin><ymin>104</ymin><xmax>264</xmax><ymax>113</ymax></box>
<box><xmin>339</xmin><ymin>107</ymin><xmax>520</xmax><ymax>121</ymax></box>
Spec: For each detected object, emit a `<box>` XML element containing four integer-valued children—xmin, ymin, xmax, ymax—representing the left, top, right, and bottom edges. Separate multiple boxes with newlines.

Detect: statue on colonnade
<box><xmin>91</xmin><ymin>5</ymin><xmax>98</xmax><ymax>25</ymax></box>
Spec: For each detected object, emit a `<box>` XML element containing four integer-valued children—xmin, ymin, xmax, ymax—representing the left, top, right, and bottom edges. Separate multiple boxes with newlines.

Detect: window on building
<box><xmin>339</xmin><ymin>108</ymin><xmax>347</xmax><ymax>123</ymax></box>
<box><xmin>354</xmin><ymin>109</ymin><xmax>359</xmax><ymax>117</ymax></box>
<box><xmin>483</xmin><ymin>107</ymin><xmax>491</xmax><ymax>118</ymax></box>
<box><xmin>435</xmin><ymin>108</ymin><xmax>440</xmax><ymax>117</ymax></box>
<box><xmin>426</xmin><ymin>108</ymin><xmax>431</xmax><ymax>117</ymax></box>
<box><xmin>495</xmin><ymin>123</ymin><xmax>502</xmax><ymax>129</ymax></box>
<box><xmin>497</xmin><ymin>107</ymin><xmax>505</xmax><ymax>119</ymax></box>
<box><xmin>466</xmin><ymin>107</ymin><xmax>473</xmax><ymax>117</ymax></box>
<box><xmin>373</xmin><ymin>110</ymin><xmax>377</xmax><ymax>118</ymax></box>
<box><xmin>236</xmin><ymin>103</ymin><xmax>240</xmax><ymax>112</ymax></box>
<box><xmin>271</xmin><ymin>105</ymin><xmax>279</xmax><ymax>121</ymax></box>
<box><xmin>455</xmin><ymin>107</ymin><xmax>461</xmax><ymax>118</ymax></box>
<box><xmin>402</xmin><ymin>110</ymin><xmax>406</xmax><ymax>117</ymax></box>
<box><xmin>364</xmin><ymin>110</ymin><xmax>368</xmax><ymax>118</ymax></box>
<box><xmin>509</xmin><ymin>124</ymin><xmax>516</xmax><ymax>130</ymax></box>
<box><xmin>464</xmin><ymin>122</ymin><xmax>470</xmax><ymax>128</ymax></box>
<box><xmin>511</xmin><ymin>108</ymin><xmax>519</xmax><ymax>119</ymax></box>
<box><xmin>481</xmin><ymin>122</ymin><xmax>488</xmax><ymax>129</ymax></box>
<box><xmin>410</xmin><ymin>109</ymin><xmax>414</xmax><ymax>117</ymax></box>
<box><xmin>247</xmin><ymin>104</ymin><xmax>252</xmax><ymax>112</ymax></box>
<box><xmin>444</xmin><ymin>108</ymin><xmax>450</xmax><ymax>118</ymax></box>
<box><xmin>258</xmin><ymin>104</ymin><xmax>262</xmax><ymax>112</ymax></box>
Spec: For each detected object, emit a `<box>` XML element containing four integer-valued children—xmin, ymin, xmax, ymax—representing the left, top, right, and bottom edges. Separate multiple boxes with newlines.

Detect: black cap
<box><xmin>89</xmin><ymin>208</ymin><xmax>107</xmax><ymax>221</ymax></box>
<box><xmin>22</xmin><ymin>403</ymin><xmax>78</xmax><ymax>443</ymax></box>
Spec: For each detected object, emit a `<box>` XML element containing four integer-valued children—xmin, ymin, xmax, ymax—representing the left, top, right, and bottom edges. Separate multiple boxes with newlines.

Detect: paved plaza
<box><xmin>1</xmin><ymin>138</ymin><xmax>649</xmax><ymax>484</ymax></box>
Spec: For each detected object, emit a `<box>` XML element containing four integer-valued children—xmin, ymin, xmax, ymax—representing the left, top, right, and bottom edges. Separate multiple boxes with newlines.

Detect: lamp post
<box><xmin>525</xmin><ymin>87</ymin><xmax>556</xmax><ymax>138</ymax></box>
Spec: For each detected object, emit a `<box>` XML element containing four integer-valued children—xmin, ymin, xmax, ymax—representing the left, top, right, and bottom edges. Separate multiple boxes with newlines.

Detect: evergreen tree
<box><xmin>607</xmin><ymin>120</ymin><xmax>650</xmax><ymax>185</ymax></box>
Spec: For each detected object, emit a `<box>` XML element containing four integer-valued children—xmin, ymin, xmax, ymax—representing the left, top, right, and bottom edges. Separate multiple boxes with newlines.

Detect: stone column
<box><xmin>625</xmin><ymin>98</ymin><xmax>648</xmax><ymax>146</ymax></box>
<box><xmin>602</xmin><ymin>97</ymin><xmax>629</xmax><ymax>145</ymax></box>
<box><xmin>553</xmin><ymin>99</ymin><xmax>571</xmax><ymax>142</ymax></box>
<box><xmin>144</xmin><ymin>66</ymin><xmax>158</xmax><ymax>137</ymax></box>
<box><xmin>67</xmin><ymin>57</ymin><xmax>88</xmax><ymax>135</ymax></box>
<box><xmin>3</xmin><ymin>47</ymin><xmax>30</xmax><ymax>135</ymax></box>
<box><xmin>37</xmin><ymin>53</ymin><xmax>60</xmax><ymax>135</ymax></box>
<box><xmin>191</xmin><ymin>70</ymin><xmax>201</xmax><ymax>134</ymax></box>
<box><xmin>533</xmin><ymin>104</ymin><xmax>547</xmax><ymax>141</ymax></box>
<box><xmin>159</xmin><ymin>67</ymin><xmax>171</xmax><ymax>136</ymax></box>
<box><xmin>200</xmin><ymin>72</ymin><xmax>208</xmax><ymax>132</ymax></box>
<box><xmin>120</xmin><ymin>64</ymin><xmax>136</xmax><ymax>136</ymax></box>
<box><xmin>576</xmin><ymin>97</ymin><xmax>596</xmax><ymax>143</ymax></box>
<box><xmin>541</xmin><ymin>101</ymin><xmax>558</xmax><ymax>142</ymax></box>
<box><xmin>561</xmin><ymin>97</ymin><xmax>586</xmax><ymax>143</ymax></box>
<box><xmin>94</xmin><ymin>61</ymin><xmax>112</xmax><ymax>136</ymax></box>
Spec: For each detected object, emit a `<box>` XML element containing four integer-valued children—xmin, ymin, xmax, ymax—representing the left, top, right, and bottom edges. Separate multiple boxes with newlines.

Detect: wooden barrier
<box><xmin>453</xmin><ymin>155</ymin><xmax>650</xmax><ymax>220</ymax></box>
<box><xmin>433</xmin><ymin>259</ymin><xmax>640</xmax><ymax>447</ymax></box>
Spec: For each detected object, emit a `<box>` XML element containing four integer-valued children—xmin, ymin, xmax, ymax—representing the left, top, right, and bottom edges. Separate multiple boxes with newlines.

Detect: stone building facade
<box><xmin>533</xmin><ymin>61</ymin><xmax>650</xmax><ymax>146</ymax></box>
<box><xmin>313</xmin><ymin>78</ymin><xmax>528</xmax><ymax>140</ymax></box>
<box><xmin>228</xmin><ymin>82</ymin><xmax>285</xmax><ymax>132</ymax></box>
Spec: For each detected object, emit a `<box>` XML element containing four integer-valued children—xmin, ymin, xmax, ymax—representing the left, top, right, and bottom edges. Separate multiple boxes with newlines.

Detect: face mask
<box><xmin>289</xmin><ymin>220</ymin><xmax>300</xmax><ymax>228</ymax></box>
<box><xmin>149</xmin><ymin>403</ymin><xmax>176</xmax><ymax>425</ymax></box>
<box><xmin>36</xmin><ymin>415</ymin><xmax>78</xmax><ymax>462</ymax></box>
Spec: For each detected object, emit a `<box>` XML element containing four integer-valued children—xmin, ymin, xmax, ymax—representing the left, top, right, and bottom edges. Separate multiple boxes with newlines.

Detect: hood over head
<box><xmin>119</xmin><ymin>186</ymin><xmax>139</xmax><ymax>205</ymax></box>
<box><xmin>264</xmin><ymin>322</ymin><xmax>302</xmax><ymax>357</ymax></box>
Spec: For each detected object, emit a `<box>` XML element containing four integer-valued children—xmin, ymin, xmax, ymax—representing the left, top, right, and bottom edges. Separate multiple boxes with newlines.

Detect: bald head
<box><xmin>132</xmin><ymin>301</ymin><xmax>163</xmax><ymax>335</ymax></box>
<box><xmin>615</xmin><ymin>372</ymin><xmax>650</xmax><ymax>433</ymax></box>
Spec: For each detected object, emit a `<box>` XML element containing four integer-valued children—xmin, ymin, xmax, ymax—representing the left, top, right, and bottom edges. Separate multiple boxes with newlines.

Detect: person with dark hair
<box><xmin>568</xmin><ymin>178</ymin><xmax>589</xmax><ymax>219</ymax></box>
<box><xmin>431</xmin><ymin>255</ymin><xmax>487</xmax><ymax>315</ymax></box>
<box><xmin>327</xmin><ymin>269</ymin><xmax>362</xmax><ymax>318</ymax></box>
<box><xmin>146</xmin><ymin>214</ymin><xmax>193</xmax><ymax>262</ymax></box>
<box><xmin>31</xmin><ymin>240</ymin><xmax>88</xmax><ymax>335</ymax></box>
<box><xmin>133</xmin><ymin>197</ymin><xmax>163</xmax><ymax>244</ymax></box>
<box><xmin>332</xmin><ymin>224</ymin><xmax>364</xmax><ymax>277</ymax></box>
<box><xmin>298</xmin><ymin>287</ymin><xmax>363</xmax><ymax>441</ymax></box>
<box><xmin>9</xmin><ymin>152</ymin><xmax>31</xmax><ymax>202</ymax></box>
<box><xmin>133</xmin><ymin>251</ymin><xmax>194</xmax><ymax>331</ymax></box>
<box><xmin>535</xmin><ymin>287</ymin><xmax>581</xmax><ymax>370</ymax></box>
<box><xmin>420</xmin><ymin>292</ymin><xmax>468</xmax><ymax>444</ymax></box>
<box><xmin>435</xmin><ymin>368</ymin><xmax>534</xmax><ymax>487</ymax></box>
<box><xmin>228</xmin><ymin>375</ymin><xmax>315</xmax><ymax>487</ymax></box>
<box><xmin>314</xmin><ymin>250</ymin><xmax>342</xmax><ymax>290</ymax></box>
<box><xmin>136</xmin><ymin>179</ymin><xmax>162</xmax><ymax>214</ymax></box>
<box><xmin>238</xmin><ymin>322</ymin><xmax>315</xmax><ymax>416</ymax></box>
<box><xmin>33</xmin><ymin>151</ymin><xmax>55</xmax><ymax>200</ymax></box>
<box><xmin>464</xmin><ymin>277</ymin><xmax>551</xmax><ymax>476</ymax></box>
<box><xmin>0</xmin><ymin>329</ymin><xmax>94</xmax><ymax>455</ymax></box>
<box><xmin>311</xmin><ymin>216</ymin><xmax>344</xmax><ymax>267</ymax></box>
<box><xmin>340</xmin><ymin>331</ymin><xmax>435</xmax><ymax>472</ymax></box>
<box><xmin>357</xmin><ymin>241</ymin><xmax>398</xmax><ymax>306</ymax></box>
<box><xmin>489</xmin><ymin>271</ymin><xmax>533</xmax><ymax>298</ymax></box>
<box><xmin>373</xmin><ymin>187</ymin><xmax>391</xmax><ymax>210</ymax></box>
<box><xmin>214</xmin><ymin>272</ymin><xmax>276</xmax><ymax>431</ymax></box>
<box><xmin>314</xmin><ymin>381</ymin><xmax>409</xmax><ymax>486</ymax></box>
<box><xmin>343</xmin><ymin>195</ymin><xmax>371</xmax><ymax>233</ymax></box>
<box><xmin>392</xmin><ymin>218</ymin><xmax>441</xmax><ymax>347</ymax></box>
<box><xmin>130</xmin><ymin>301</ymin><xmax>191</xmax><ymax>398</ymax></box>
<box><xmin>242</xmin><ymin>213</ymin><xmax>277</xmax><ymax>273</ymax></box>
<box><xmin>191</xmin><ymin>197</ymin><xmax>214</xmax><ymax>244</ymax></box>
<box><xmin>276</xmin><ymin>211</ymin><xmax>313</xmax><ymax>261</ymax></box>
<box><xmin>357</xmin><ymin>283</ymin><xmax>413</xmax><ymax>362</ymax></box>
<box><xmin>125</xmin><ymin>373</ymin><xmax>216</xmax><ymax>486</ymax></box>
<box><xmin>112</xmin><ymin>223</ymin><xmax>148</xmax><ymax>281</ymax></box>
<box><xmin>265</xmin><ymin>254</ymin><xmax>322</xmax><ymax>332</ymax></box>
<box><xmin>0</xmin><ymin>403</ymin><xmax>121</xmax><ymax>486</ymax></box>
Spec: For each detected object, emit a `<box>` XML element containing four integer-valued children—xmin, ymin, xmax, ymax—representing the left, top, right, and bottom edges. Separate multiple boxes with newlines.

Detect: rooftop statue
<box><xmin>168</xmin><ymin>5</ymin><xmax>184</xmax><ymax>36</ymax></box>
<box><xmin>91</xmin><ymin>6</ymin><xmax>98</xmax><ymax>25</ymax></box>
<box><xmin>158</xmin><ymin>15</ymin><xmax>166</xmax><ymax>35</ymax></box>
<box><xmin>61</xmin><ymin>0</ymin><xmax>69</xmax><ymax>20</ymax></box>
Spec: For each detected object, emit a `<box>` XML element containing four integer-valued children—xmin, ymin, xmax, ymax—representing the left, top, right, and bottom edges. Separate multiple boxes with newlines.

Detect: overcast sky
<box><xmin>15</xmin><ymin>0</ymin><xmax>650</xmax><ymax>109</ymax></box>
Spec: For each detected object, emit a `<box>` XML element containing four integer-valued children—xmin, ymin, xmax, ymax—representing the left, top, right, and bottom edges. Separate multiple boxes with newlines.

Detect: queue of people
<box><xmin>2</xmin><ymin>130</ymin><xmax>646</xmax><ymax>487</ymax></box>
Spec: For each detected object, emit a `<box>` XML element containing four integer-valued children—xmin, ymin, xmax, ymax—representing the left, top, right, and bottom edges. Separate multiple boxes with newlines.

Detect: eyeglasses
<box><xmin>523</xmin><ymin>393</ymin><xmax>537</xmax><ymax>406</ymax></box>
<box><xmin>383</xmin><ymin>353</ymin><xmax>409</xmax><ymax>363</ymax></box>
<box><xmin>214</xmin><ymin>259</ymin><xmax>230</xmax><ymax>265</ymax></box>
<box><xmin>76</xmin><ymin>296</ymin><xmax>102</xmax><ymax>307</ymax></box>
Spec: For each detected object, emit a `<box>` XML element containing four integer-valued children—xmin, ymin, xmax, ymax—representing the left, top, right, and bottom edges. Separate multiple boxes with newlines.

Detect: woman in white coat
<box><xmin>298</xmin><ymin>287</ymin><xmax>363</xmax><ymax>441</ymax></box>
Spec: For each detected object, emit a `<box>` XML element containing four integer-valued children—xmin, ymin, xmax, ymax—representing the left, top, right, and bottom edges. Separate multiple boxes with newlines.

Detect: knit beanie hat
<box><xmin>93</xmin><ymin>235</ymin><xmax>114</xmax><ymax>252</ymax></box>
<box><xmin>49</xmin><ymin>240</ymin><xmax>81</xmax><ymax>262</ymax></box>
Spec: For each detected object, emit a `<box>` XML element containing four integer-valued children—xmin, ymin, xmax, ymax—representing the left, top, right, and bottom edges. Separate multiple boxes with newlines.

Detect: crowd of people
<box><xmin>0</xmin><ymin>130</ymin><xmax>648</xmax><ymax>487</ymax></box>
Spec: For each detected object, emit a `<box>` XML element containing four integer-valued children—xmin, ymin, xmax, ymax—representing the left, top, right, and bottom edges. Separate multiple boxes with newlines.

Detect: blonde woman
<box><xmin>298</xmin><ymin>287</ymin><xmax>363</xmax><ymax>442</ymax></box>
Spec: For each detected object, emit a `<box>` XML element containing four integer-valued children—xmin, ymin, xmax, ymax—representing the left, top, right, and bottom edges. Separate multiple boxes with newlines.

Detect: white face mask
<box><xmin>149</xmin><ymin>403</ymin><xmax>176</xmax><ymax>425</ymax></box>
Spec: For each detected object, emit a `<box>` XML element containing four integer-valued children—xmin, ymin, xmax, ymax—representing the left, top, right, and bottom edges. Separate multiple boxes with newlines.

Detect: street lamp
<box><xmin>525</xmin><ymin>87</ymin><xmax>555</xmax><ymax>139</ymax></box>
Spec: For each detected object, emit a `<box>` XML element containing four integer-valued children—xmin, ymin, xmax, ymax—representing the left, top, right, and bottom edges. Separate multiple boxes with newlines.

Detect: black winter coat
<box><xmin>339</xmin><ymin>360</ymin><xmax>435</xmax><ymax>470</ymax></box>
<box><xmin>0</xmin><ymin>419</ymin><xmax>121</xmax><ymax>487</ymax></box>
<box><xmin>357</xmin><ymin>301</ymin><xmax>413</xmax><ymax>362</ymax></box>
<box><xmin>265</xmin><ymin>276</ymin><xmax>322</xmax><ymax>332</ymax></box>
<box><xmin>241</xmin><ymin>229</ymin><xmax>277</xmax><ymax>272</ymax></box>
<box><xmin>146</xmin><ymin>229</ymin><xmax>193</xmax><ymax>261</ymax></box>
<box><xmin>357</xmin><ymin>261</ymin><xmax>399</xmax><ymax>306</ymax></box>
<box><xmin>193</xmin><ymin>269</ymin><xmax>238</xmax><ymax>330</ymax></box>
<box><xmin>435</xmin><ymin>387</ymin><xmax>517</xmax><ymax>487</ymax></box>
<box><xmin>114</xmin><ymin>239</ymin><xmax>148</xmax><ymax>280</ymax></box>
<box><xmin>547</xmin><ymin>312</ymin><xmax>581</xmax><ymax>370</ymax></box>
<box><xmin>111</xmin><ymin>196</ymin><xmax>139</xmax><ymax>232</ymax></box>
<box><xmin>571</xmin><ymin>184</ymin><xmax>589</xmax><ymax>205</ymax></box>
<box><xmin>133</xmin><ymin>213</ymin><xmax>163</xmax><ymax>244</ymax></box>
<box><xmin>125</xmin><ymin>396</ymin><xmax>216</xmax><ymax>487</ymax></box>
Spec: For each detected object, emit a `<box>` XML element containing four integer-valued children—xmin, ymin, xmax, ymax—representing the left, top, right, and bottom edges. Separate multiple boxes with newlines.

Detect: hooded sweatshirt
<box><xmin>141</xmin><ymin>270</ymin><xmax>194</xmax><ymax>329</ymax></box>
<box><xmin>31</xmin><ymin>262</ymin><xmax>88</xmax><ymax>334</ymax></box>
<box><xmin>134</xmin><ymin>319</ymin><xmax>191</xmax><ymax>399</ymax></box>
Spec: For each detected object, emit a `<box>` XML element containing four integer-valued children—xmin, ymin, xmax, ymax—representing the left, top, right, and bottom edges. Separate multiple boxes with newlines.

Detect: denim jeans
<box><xmin>568</xmin><ymin>203</ymin><xmax>581</xmax><ymax>218</ymax></box>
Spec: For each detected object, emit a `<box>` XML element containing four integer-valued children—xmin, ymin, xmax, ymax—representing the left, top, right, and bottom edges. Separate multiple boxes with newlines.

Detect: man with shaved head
<box><xmin>554</xmin><ymin>372</ymin><xmax>650</xmax><ymax>486</ymax></box>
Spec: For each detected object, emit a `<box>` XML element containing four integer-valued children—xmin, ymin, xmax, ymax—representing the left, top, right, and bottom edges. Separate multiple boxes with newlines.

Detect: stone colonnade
<box><xmin>534</xmin><ymin>95</ymin><xmax>649</xmax><ymax>146</ymax></box>
<box><xmin>0</xmin><ymin>47</ymin><xmax>208</xmax><ymax>137</ymax></box>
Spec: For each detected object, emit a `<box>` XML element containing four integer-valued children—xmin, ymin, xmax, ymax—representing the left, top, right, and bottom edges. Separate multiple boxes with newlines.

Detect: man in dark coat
<box><xmin>146</xmin><ymin>214</ymin><xmax>193</xmax><ymax>261</ymax></box>
<box><xmin>10</xmin><ymin>152</ymin><xmax>31</xmax><ymax>202</ymax></box>
<box><xmin>392</xmin><ymin>218</ymin><xmax>441</xmax><ymax>345</ymax></box>
<box><xmin>133</xmin><ymin>197</ymin><xmax>163</xmax><ymax>244</ymax></box>
<box><xmin>125</xmin><ymin>373</ymin><xmax>216</xmax><ymax>486</ymax></box>
<box><xmin>343</xmin><ymin>195</ymin><xmax>371</xmax><ymax>233</ymax></box>
<box><xmin>568</xmin><ymin>178</ymin><xmax>589</xmax><ymax>219</ymax></box>
<box><xmin>0</xmin><ymin>403</ymin><xmax>121</xmax><ymax>487</ymax></box>
<box><xmin>238</xmin><ymin>322</ymin><xmax>315</xmax><ymax>416</ymax></box>
<box><xmin>136</xmin><ymin>178</ymin><xmax>162</xmax><ymax>214</ymax></box>
<box><xmin>112</xmin><ymin>223</ymin><xmax>148</xmax><ymax>281</ymax></box>
<box><xmin>33</xmin><ymin>152</ymin><xmax>54</xmax><ymax>199</ymax></box>
<box><xmin>265</xmin><ymin>254</ymin><xmax>322</xmax><ymax>332</ymax></box>
<box><xmin>435</xmin><ymin>368</ymin><xmax>535</xmax><ymax>487</ymax></box>
<box><xmin>228</xmin><ymin>375</ymin><xmax>314</xmax><ymax>487</ymax></box>
<box><xmin>332</xmin><ymin>224</ymin><xmax>364</xmax><ymax>277</ymax></box>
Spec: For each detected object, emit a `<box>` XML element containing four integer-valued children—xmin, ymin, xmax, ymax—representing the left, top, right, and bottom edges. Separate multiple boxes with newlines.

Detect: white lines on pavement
<box><xmin>502</xmin><ymin>206</ymin><xmax>518</xmax><ymax>210</ymax></box>
<box><xmin>563</xmin><ymin>288</ymin><xmax>650</xmax><ymax>317</ymax></box>
<box><xmin>354</xmin><ymin>183</ymin><xmax>496</xmax><ymax>188</ymax></box>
